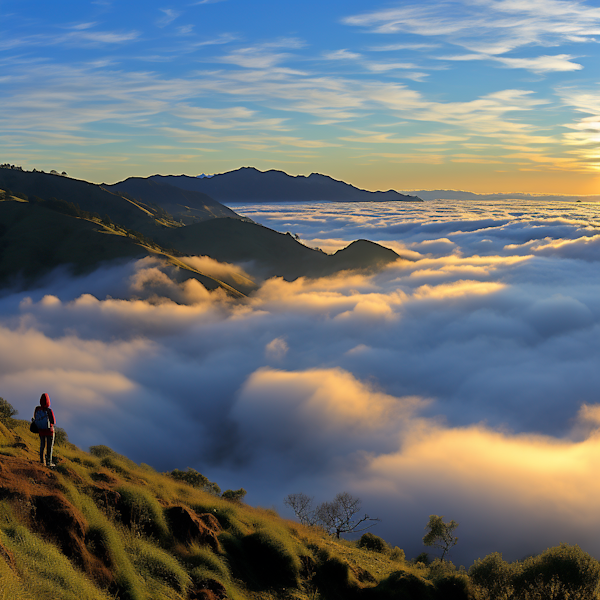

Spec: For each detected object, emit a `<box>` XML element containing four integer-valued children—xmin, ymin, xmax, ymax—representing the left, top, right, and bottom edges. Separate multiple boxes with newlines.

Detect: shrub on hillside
<box><xmin>54</xmin><ymin>427</ymin><xmax>69</xmax><ymax>445</ymax></box>
<box><xmin>469</xmin><ymin>552</ymin><xmax>514</xmax><ymax>599</ymax></box>
<box><xmin>434</xmin><ymin>573</ymin><xmax>474</xmax><ymax>600</ymax></box>
<box><xmin>512</xmin><ymin>543</ymin><xmax>600</xmax><ymax>600</ymax></box>
<box><xmin>222</xmin><ymin>488</ymin><xmax>247</xmax><ymax>503</ymax></box>
<box><xmin>390</xmin><ymin>546</ymin><xmax>405</xmax><ymax>562</ymax></box>
<box><xmin>372</xmin><ymin>571</ymin><xmax>434</xmax><ymax>600</ymax></box>
<box><xmin>358</xmin><ymin>532</ymin><xmax>389</xmax><ymax>553</ymax></box>
<box><xmin>169</xmin><ymin>468</ymin><xmax>221</xmax><ymax>495</ymax></box>
<box><xmin>312</xmin><ymin>556</ymin><xmax>353</xmax><ymax>600</ymax></box>
<box><xmin>0</xmin><ymin>397</ymin><xmax>18</xmax><ymax>429</ymax></box>
<box><xmin>241</xmin><ymin>529</ymin><xmax>302</xmax><ymax>589</ymax></box>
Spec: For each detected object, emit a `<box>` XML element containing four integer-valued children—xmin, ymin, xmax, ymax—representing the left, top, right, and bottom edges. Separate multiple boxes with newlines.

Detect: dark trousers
<box><xmin>39</xmin><ymin>433</ymin><xmax>55</xmax><ymax>465</ymax></box>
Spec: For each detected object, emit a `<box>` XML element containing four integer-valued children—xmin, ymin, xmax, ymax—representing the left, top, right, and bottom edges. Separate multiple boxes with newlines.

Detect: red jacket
<box><xmin>35</xmin><ymin>393</ymin><xmax>55</xmax><ymax>436</ymax></box>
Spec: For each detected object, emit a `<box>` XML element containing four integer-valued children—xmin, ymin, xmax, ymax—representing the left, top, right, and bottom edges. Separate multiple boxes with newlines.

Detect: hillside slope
<box><xmin>0</xmin><ymin>200</ymin><xmax>245</xmax><ymax>297</ymax></box>
<box><xmin>0</xmin><ymin>170</ymin><xmax>404</xmax><ymax>293</ymax></box>
<box><xmin>1</xmin><ymin>414</ymin><xmax>599</xmax><ymax>599</ymax></box>
<box><xmin>0</xmin><ymin>417</ymin><xmax>440</xmax><ymax>600</ymax></box>
<box><xmin>104</xmin><ymin>178</ymin><xmax>244</xmax><ymax>224</ymax></box>
<box><xmin>150</xmin><ymin>168</ymin><xmax>423</xmax><ymax>203</ymax></box>
<box><xmin>0</xmin><ymin>169</ymin><xmax>164</xmax><ymax>236</ymax></box>
<box><xmin>155</xmin><ymin>218</ymin><xmax>400</xmax><ymax>280</ymax></box>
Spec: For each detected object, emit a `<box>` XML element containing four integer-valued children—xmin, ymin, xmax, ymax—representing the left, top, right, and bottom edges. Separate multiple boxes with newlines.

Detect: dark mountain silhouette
<box><xmin>104</xmin><ymin>177</ymin><xmax>244</xmax><ymax>224</ymax></box>
<box><xmin>155</xmin><ymin>218</ymin><xmax>400</xmax><ymax>280</ymax></box>
<box><xmin>0</xmin><ymin>201</ymin><xmax>245</xmax><ymax>297</ymax></box>
<box><xmin>0</xmin><ymin>167</ymin><xmax>404</xmax><ymax>295</ymax></box>
<box><xmin>150</xmin><ymin>167</ymin><xmax>423</xmax><ymax>203</ymax></box>
<box><xmin>0</xmin><ymin>169</ymin><xmax>159</xmax><ymax>235</ymax></box>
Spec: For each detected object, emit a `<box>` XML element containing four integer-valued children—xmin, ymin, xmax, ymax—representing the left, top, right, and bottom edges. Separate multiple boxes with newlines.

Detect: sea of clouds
<box><xmin>2</xmin><ymin>198</ymin><xmax>600</xmax><ymax>564</ymax></box>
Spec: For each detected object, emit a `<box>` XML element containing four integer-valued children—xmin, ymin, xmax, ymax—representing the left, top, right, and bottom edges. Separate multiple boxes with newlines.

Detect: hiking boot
<box><xmin>47</xmin><ymin>462</ymin><xmax>56</xmax><ymax>468</ymax></box>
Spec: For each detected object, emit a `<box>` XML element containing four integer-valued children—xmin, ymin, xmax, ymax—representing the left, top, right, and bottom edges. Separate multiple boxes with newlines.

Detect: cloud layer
<box><xmin>2</xmin><ymin>198</ymin><xmax>600</xmax><ymax>564</ymax></box>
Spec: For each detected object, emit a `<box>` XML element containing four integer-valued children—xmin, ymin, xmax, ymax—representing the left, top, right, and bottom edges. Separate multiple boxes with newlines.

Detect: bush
<box><xmin>373</xmin><ymin>571</ymin><xmax>434</xmax><ymax>600</ymax></box>
<box><xmin>469</xmin><ymin>552</ymin><xmax>514</xmax><ymax>599</ymax></box>
<box><xmin>90</xmin><ymin>445</ymin><xmax>135</xmax><ymax>465</ymax></box>
<box><xmin>222</xmin><ymin>488</ymin><xmax>247</xmax><ymax>503</ymax></box>
<box><xmin>358</xmin><ymin>532</ymin><xmax>389</xmax><ymax>553</ymax></box>
<box><xmin>312</xmin><ymin>556</ymin><xmax>353</xmax><ymax>600</ymax></box>
<box><xmin>241</xmin><ymin>529</ymin><xmax>302</xmax><ymax>589</ymax></box>
<box><xmin>169</xmin><ymin>468</ymin><xmax>221</xmax><ymax>495</ymax></box>
<box><xmin>434</xmin><ymin>573</ymin><xmax>473</xmax><ymax>600</ymax></box>
<box><xmin>512</xmin><ymin>543</ymin><xmax>600</xmax><ymax>600</ymax></box>
<box><xmin>0</xmin><ymin>397</ymin><xmax>17</xmax><ymax>420</ymax></box>
<box><xmin>0</xmin><ymin>397</ymin><xmax>18</xmax><ymax>429</ymax></box>
<box><xmin>54</xmin><ymin>427</ymin><xmax>68</xmax><ymax>445</ymax></box>
<box><xmin>390</xmin><ymin>546</ymin><xmax>406</xmax><ymax>562</ymax></box>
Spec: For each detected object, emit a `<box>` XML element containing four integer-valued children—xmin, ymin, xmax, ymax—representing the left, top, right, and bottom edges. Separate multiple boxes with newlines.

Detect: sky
<box><xmin>3</xmin><ymin>199</ymin><xmax>600</xmax><ymax>565</ymax></box>
<box><xmin>1</xmin><ymin>0</ymin><xmax>600</xmax><ymax>193</ymax></box>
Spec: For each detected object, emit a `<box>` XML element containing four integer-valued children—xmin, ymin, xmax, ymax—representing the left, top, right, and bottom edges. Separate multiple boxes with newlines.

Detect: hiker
<box><xmin>33</xmin><ymin>393</ymin><xmax>56</xmax><ymax>467</ymax></box>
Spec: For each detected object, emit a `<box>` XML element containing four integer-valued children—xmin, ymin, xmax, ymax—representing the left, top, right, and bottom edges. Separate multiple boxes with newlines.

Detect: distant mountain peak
<box><xmin>151</xmin><ymin>167</ymin><xmax>422</xmax><ymax>203</ymax></box>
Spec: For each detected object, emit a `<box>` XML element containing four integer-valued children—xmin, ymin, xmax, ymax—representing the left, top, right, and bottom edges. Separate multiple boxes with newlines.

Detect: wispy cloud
<box><xmin>0</xmin><ymin>26</ymin><xmax>139</xmax><ymax>50</ymax></box>
<box><xmin>439</xmin><ymin>51</ymin><xmax>584</xmax><ymax>73</ymax></box>
<box><xmin>344</xmin><ymin>0</ymin><xmax>600</xmax><ymax>69</ymax></box>
<box><xmin>157</xmin><ymin>8</ymin><xmax>181</xmax><ymax>27</ymax></box>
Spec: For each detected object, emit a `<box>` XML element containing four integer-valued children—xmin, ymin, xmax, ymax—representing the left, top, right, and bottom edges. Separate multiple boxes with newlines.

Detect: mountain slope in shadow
<box><xmin>155</xmin><ymin>218</ymin><xmax>401</xmax><ymax>280</ymax></box>
<box><xmin>104</xmin><ymin>177</ymin><xmax>244</xmax><ymax>224</ymax></box>
<box><xmin>0</xmin><ymin>169</ymin><xmax>160</xmax><ymax>235</ymax></box>
<box><xmin>1</xmin><ymin>168</ymin><xmax>404</xmax><ymax>296</ymax></box>
<box><xmin>0</xmin><ymin>201</ymin><xmax>245</xmax><ymax>297</ymax></box>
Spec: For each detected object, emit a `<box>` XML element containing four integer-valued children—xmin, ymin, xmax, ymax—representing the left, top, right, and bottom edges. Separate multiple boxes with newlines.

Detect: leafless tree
<box><xmin>284</xmin><ymin>492</ymin><xmax>317</xmax><ymax>526</ymax></box>
<box><xmin>285</xmin><ymin>491</ymin><xmax>379</xmax><ymax>538</ymax></box>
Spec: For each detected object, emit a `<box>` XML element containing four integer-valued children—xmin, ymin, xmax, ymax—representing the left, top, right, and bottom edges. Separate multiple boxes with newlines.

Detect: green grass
<box><xmin>115</xmin><ymin>484</ymin><xmax>170</xmax><ymax>541</ymax></box>
<box><xmin>1</xmin><ymin>417</ymin><xmax>598</xmax><ymax>600</ymax></box>
<box><xmin>127</xmin><ymin>535</ymin><xmax>191</xmax><ymax>597</ymax></box>
<box><xmin>1</xmin><ymin>524</ymin><xmax>111</xmax><ymax>600</ymax></box>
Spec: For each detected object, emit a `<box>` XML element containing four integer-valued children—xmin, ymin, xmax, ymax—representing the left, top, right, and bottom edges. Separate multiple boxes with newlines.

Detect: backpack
<box><xmin>34</xmin><ymin>408</ymin><xmax>50</xmax><ymax>430</ymax></box>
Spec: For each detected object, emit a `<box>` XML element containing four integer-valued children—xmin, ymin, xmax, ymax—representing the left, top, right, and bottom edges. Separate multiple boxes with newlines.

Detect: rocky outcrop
<box><xmin>164</xmin><ymin>505</ymin><xmax>221</xmax><ymax>552</ymax></box>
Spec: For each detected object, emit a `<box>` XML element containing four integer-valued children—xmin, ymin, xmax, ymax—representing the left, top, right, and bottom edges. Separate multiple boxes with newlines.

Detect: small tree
<box><xmin>284</xmin><ymin>492</ymin><xmax>317</xmax><ymax>526</ymax></box>
<box><xmin>423</xmin><ymin>515</ymin><xmax>458</xmax><ymax>561</ymax></box>
<box><xmin>0</xmin><ymin>397</ymin><xmax>18</xmax><ymax>429</ymax></box>
<box><xmin>286</xmin><ymin>491</ymin><xmax>379</xmax><ymax>539</ymax></box>
<box><xmin>0</xmin><ymin>397</ymin><xmax>17</xmax><ymax>421</ymax></box>
<box><xmin>222</xmin><ymin>488</ymin><xmax>247</xmax><ymax>502</ymax></box>
<box><xmin>169</xmin><ymin>468</ymin><xmax>221</xmax><ymax>495</ymax></box>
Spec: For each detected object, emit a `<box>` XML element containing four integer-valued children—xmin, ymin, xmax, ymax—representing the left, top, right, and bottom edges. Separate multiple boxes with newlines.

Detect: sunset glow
<box><xmin>2</xmin><ymin>0</ymin><xmax>600</xmax><ymax>193</ymax></box>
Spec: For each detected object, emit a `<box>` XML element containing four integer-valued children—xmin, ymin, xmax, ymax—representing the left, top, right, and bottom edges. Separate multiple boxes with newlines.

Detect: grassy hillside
<box><xmin>0</xmin><ymin>199</ymin><xmax>245</xmax><ymax>297</ymax></box>
<box><xmin>0</xmin><ymin>170</ymin><xmax>163</xmax><ymax>236</ymax></box>
<box><xmin>104</xmin><ymin>178</ymin><xmax>245</xmax><ymax>225</ymax></box>
<box><xmin>155</xmin><ymin>219</ymin><xmax>400</xmax><ymax>281</ymax></box>
<box><xmin>0</xmin><ymin>409</ymin><xmax>599</xmax><ymax>600</ymax></box>
<box><xmin>0</xmin><ymin>169</ymin><xmax>403</xmax><ymax>292</ymax></box>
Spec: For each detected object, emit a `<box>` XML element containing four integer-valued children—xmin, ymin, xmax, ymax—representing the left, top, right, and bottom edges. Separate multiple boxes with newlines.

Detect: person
<box><xmin>33</xmin><ymin>393</ymin><xmax>56</xmax><ymax>467</ymax></box>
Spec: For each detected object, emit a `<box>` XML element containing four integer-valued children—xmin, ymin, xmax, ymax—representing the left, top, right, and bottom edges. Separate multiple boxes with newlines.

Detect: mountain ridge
<box><xmin>0</xmin><ymin>168</ymin><xmax>404</xmax><ymax>295</ymax></box>
<box><xmin>150</xmin><ymin>167</ymin><xmax>423</xmax><ymax>203</ymax></box>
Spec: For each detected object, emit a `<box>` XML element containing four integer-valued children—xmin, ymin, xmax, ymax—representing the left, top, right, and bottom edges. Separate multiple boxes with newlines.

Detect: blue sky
<box><xmin>1</xmin><ymin>0</ymin><xmax>599</xmax><ymax>192</ymax></box>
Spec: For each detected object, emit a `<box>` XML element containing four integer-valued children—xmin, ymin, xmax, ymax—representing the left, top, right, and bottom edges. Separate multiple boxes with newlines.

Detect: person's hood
<box><xmin>40</xmin><ymin>393</ymin><xmax>50</xmax><ymax>408</ymax></box>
